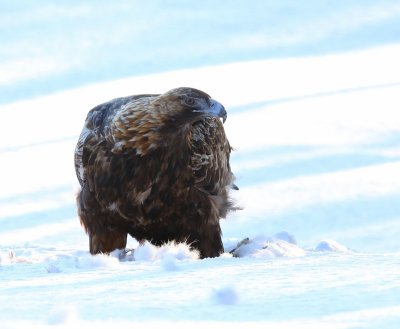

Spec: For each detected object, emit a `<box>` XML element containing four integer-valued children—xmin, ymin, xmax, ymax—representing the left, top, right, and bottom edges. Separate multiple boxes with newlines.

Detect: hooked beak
<box><xmin>209</xmin><ymin>99</ymin><xmax>227</xmax><ymax>123</ymax></box>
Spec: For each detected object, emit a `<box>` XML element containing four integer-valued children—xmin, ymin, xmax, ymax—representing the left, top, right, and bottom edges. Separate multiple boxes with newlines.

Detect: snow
<box><xmin>314</xmin><ymin>240</ymin><xmax>349</xmax><ymax>253</ymax></box>
<box><xmin>1</xmin><ymin>1</ymin><xmax>400</xmax><ymax>328</ymax></box>
<box><xmin>212</xmin><ymin>285</ymin><xmax>239</xmax><ymax>305</ymax></box>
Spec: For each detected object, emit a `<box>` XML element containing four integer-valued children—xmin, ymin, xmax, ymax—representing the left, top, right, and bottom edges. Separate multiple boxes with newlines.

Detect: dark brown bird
<box><xmin>74</xmin><ymin>87</ymin><xmax>235</xmax><ymax>258</ymax></box>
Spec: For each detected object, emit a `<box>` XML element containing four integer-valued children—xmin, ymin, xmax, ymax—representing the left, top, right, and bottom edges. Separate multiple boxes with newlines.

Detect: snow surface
<box><xmin>1</xmin><ymin>2</ymin><xmax>400</xmax><ymax>328</ymax></box>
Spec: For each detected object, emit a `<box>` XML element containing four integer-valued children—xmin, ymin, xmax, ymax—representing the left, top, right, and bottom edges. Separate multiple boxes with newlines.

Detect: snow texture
<box><xmin>1</xmin><ymin>1</ymin><xmax>400</xmax><ymax>328</ymax></box>
<box><xmin>212</xmin><ymin>285</ymin><xmax>239</xmax><ymax>305</ymax></box>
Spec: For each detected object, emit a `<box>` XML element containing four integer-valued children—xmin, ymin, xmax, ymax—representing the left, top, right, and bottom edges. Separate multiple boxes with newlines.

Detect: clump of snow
<box><xmin>45</xmin><ymin>250</ymin><xmax>124</xmax><ymax>271</ymax></box>
<box><xmin>133</xmin><ymin>241</ymin><xmax>199</xmax><ymax>262</ymax></box>
<box><xmin>212</xmin><ymin>285</ymin><xmax>239</xmax><ymax>305</ymax></box>
<box><xmin>132</xmin><ymin>242</ymin><xmax>157</xmax><ymax>261</ymax></box>
<box><xmin>230</xmin><ymin>235</ymin><xmax>306</xmax><ymax>258</ymax></box>
<box><xmin>315</xmin><ymin>239</ymin><xmax>350</xmax><ymax>252</ymax></box>
<box><xmin>44</xmin><ymin>252</ymin><xmax>81</xmax><ymax>272</ymax></box>
<box><xmin>75</xmin><ymin>252</ymin><xmax>120</xmax><ymax>269</ymax></box>
<box><xmin>219</xmin><ymin>252</ymin><xmax>234</xmax><ymax>258</ymax></box>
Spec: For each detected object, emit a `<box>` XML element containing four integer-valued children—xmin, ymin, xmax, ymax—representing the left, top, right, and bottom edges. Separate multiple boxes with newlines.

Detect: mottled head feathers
<box><xmin>109</xmin><ymin>87</ymin><xmax>227</xmax><ymax>156</ymax></box>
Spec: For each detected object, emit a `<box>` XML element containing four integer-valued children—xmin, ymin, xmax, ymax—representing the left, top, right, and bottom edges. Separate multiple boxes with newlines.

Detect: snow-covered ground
<box><xmin>1</xmin><ymin>2</ymin><xmax>400</xmax><ymax>328</ymax></box>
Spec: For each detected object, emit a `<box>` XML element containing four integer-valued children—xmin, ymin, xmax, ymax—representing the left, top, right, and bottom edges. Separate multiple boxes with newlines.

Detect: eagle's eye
<box><xmin>185</xmin><ymin>97</ymin><xmax>196</xmax><ymax>107</ymax></box>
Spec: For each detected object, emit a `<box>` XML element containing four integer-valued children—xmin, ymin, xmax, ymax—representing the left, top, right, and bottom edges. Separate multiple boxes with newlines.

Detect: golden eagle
<box><xmin>74</xmin><ymin>87</ymin><xmax>235</xmax><ymax>258</ymax></box>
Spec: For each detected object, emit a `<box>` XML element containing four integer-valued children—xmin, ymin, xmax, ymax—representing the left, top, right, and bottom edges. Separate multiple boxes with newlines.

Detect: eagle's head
<box><xmin>152</xmin><ymin>87</ymin><xmax>227</xmax><ymax>125</ymax></box>
<box><xmin>111</xmin><ymin>87</ymin><xmax>227</xmax><ymax>155</ymax></box>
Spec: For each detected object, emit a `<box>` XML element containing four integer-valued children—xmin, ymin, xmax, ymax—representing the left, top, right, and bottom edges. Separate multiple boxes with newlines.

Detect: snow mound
<box><xmin>230</xmin><ymin>234</ymin><xmax>306</xmax><ymax>258</ymax></box>
<box><xmin>315</xmin><ymin>239</ymin><xmax>350</xmax><ymax>252</ymax></box>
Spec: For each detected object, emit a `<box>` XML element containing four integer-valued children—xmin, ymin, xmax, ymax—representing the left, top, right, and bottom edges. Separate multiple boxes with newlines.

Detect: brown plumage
<box><xmin>74</xmin><ymin>87</ymin><xmax>235</xmax><ymax>258</ymax></box>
